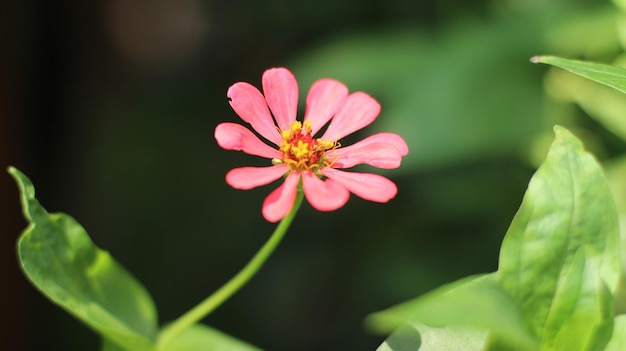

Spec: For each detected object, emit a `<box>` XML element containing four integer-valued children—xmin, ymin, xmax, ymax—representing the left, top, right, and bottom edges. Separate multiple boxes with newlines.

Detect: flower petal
<box><xmin>303</xmin><ymin>79</ymin><xmax>348</xmax><ymax>135</ymax></box>
<box><xmin>333</xmin><ymin>144</ymin><xmax>401</xmax><ymax>169</ymax></box>
<box><xmin>226</xmin><ymin>165</ymin><xmax>288</xmax><ymax>190</ymax></box>
<box><xmin>262</xmin><ymin>172</ymin><xmax>300</xmax><ymax>222</ymax></box>
<box><xmin>332</xmin><ymin>132</ymin><xmax>409</xmax><ymax>169</ymax></box>
<box><xmin>322</xmin><ymin>168</ymin><xmax>397</xmax><ymax>203</ymax></box>
<box><xmin>228</xmin><ymin>82</ymin><xmax>282</xmax><ymax>145</ymax></box>
<box><xmin>321</xmin><ymin>92</ymin><xmax>381</xmax><ymax>141</ymax></box>
<box><xmin>215</xmin><ymin>122</ymin><xmax>282</xmax><ymax>159</ymax></box>
<box><xmin>262</xmin><ymin>68</ymin><xmax>298</xmax><ymax>131</ymax></box>
<box><xmin>364</xmin><ymin>132</ymin><xmax>409</xmax><ymax>156</ymax></box>
<box><xmin>302</xmin><ymin>172</ymin><xmax>350</xmax><ymax>211</ymax></box>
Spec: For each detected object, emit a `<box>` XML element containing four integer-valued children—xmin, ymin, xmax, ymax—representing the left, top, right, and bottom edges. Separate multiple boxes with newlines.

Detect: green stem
<box><xmin>157</xmin><ymin>190</ymin><xmax>305</xmax><ymax>349</ymax></box>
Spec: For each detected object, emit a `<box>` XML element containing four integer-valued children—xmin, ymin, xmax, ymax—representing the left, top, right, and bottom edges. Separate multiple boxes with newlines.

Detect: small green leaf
<box><xmin>497</xmin><ymin>126</ymin><xmax>620</xmax><ymax>347</ymax></box>
<box><xmin>158</xmin><ymin>324</ymin><xmax>262</xmax><ymax>351</ymax></box>
<box><xmin>531</xmin><ymin>55</ymin><xmax>626</xmax><ymax>95</ymax></box>
<box><xmin>367</xmin><ymin>274</ymin><xmax>538</xmax><ymax>350</ymax></box>
<box><xmin>9</xmin><ymin>167</ymin><xmax>158</xmax><ymax>350</ymax></box>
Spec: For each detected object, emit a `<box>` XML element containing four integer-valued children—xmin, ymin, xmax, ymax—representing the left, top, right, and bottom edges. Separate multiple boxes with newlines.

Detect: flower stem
<box><xmin>156</xmin><ymin>190</ymin><xmax>305</xmax><ymax>349</ymax></box>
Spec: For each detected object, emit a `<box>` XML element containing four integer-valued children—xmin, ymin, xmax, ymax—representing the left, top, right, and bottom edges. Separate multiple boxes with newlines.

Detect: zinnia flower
<box><xmin>214</xmin><ymin>67</ymin><xmax>408</xmax><ymax>222</ymax></box>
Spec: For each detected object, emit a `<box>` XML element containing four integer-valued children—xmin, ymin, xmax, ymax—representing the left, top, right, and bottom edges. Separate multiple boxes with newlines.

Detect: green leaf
<box><xmin>158</xmin><ymin>324</ymin><xmax>262</xmax><ymax>351</ymax></box>
<box><xmin>532</xmin><ymin>55</ymin><xmax>626</xmax><ymax>95</ymax></box>
<box><xmin>9</xmin><ymin>167</ymin><xmax>158</xmax><ymax>350</ymax></box>
<box><xmin>541</xmin><ymin>250</ymin><xmax>613</xmax><ymax>351</ymax></box>
<box><xmin>612</xmin><ymin>0</ymin><xmax>626</xmax><ymax>14</ymax></box>
<box><xmin>543</xmin><ymin>59</ymin><xmax>626</xmax><ymax>142</ymax></box>
<box><xmin>367</xmin><ymin>274</ymin><xmax>538</xmax><ymax>350</ymax></box>
<box><xmin>102</xmin><ymin>338</ymin><xmax>130</xmax><ymax>351</ymax></box>
<box><xmin>497</xmin><ymin>126</ymin><xmax>620</xmax><ymax>348</ymax></box>
<box><xmin>376</xmin><ymin>323</ymin><xmax>487</xmax><ymax>351</ymax></box>
<box><xmin>605</xmin><ymin>315</ymin><xmax>626</xmax><ymax>351</ymax></box>
<box><xmin>605</xmin><ymin>155</ymin><xmax>626</xmax><ymax>314</ymax></box>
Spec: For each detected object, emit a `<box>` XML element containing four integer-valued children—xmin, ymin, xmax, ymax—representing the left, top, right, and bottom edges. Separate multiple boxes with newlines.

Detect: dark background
<box><xmin>1</xmin><ymin>0</ymin><xmax>621</xmax><ymax>350</ymax></box>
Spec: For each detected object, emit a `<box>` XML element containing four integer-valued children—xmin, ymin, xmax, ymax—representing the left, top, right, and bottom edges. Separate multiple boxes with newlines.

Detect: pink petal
<box><xmin>363</xmin><ymin>133</ymin><xmax>409</xmax><ymax>156</ymax></box>
<box><xmin>262</xmin><ymin>172</ymin><xmax>300</xmax><ymax>222</ymax></box>
<box><xmin>303</xmin><ymin>79</ymin><xmax>348</xmax><ymax>135</ymax></box>
<box><xmin>321</xmin><ymin>92</ymin><xmax>381</xmax><ymax>141</ymax></box>
<box><xmin>332</xmin><ymin>133</ymin><xmax>409</xmax><ymax>169</ymax></box>
<box><xmin>322</xmin><ymin>168</ymin><xmax>397</xmax><ymax>203</ymax></box>
<box><xmin>302</xmin><ymin>172</ymin><xmax>350</xmax><ymax>211</ymax></box>
<box><xmin>215</xmin><ymin>122</ymin><xmax>282</xmax><ymax>159</ymax></box>
<box><xmin>262</xmin><ymin>68</ymin><xmax>298</xmax><ymax>131</ymax></box>
<box><xmin>226</xmin><ymin>165</ymin><xmax>288</xmax><ymax>190</ymax></box>
<box><xmin>228</xmin><ymin>82</ymin><xmax>282</xmax><ymax>146</ymax></box>
<box><xmin>333</xmin><ymin>144</ymin><xmax>401</xmax><ymax>169</ymax></box>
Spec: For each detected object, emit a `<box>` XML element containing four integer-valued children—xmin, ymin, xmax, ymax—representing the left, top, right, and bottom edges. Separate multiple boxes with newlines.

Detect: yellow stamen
<box><xmin>277</xmin><ymin>121</ymin><xmax>339</xmax><ymax>172</ymax></box>
<box><xmin>304</xmin><ymin>120</ymin><xmax>312</xmax><ymax>134</ymax></box>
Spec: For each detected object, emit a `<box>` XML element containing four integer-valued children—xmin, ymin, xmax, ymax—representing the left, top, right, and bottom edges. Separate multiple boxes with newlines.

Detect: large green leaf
<box><xmin>371</xmin><ymin>126</ymin><xmax>622</xmax><ymax>351</ymax></box>
<box><xmin>366</xmin><ymin>274</ymin><xmax>538</xmax><ymax>350</ymax></box>
<box><xmin>540</xmin><ymin>250</ymin><xmax>613</xmax><ymax>351</ymax></box>
<box><xmin>497</xmin><ymin>126</ymin><xmax>620</xmax><ymax>348</ymax></box>
<box><xmin>9</xmin><ymin>167</ymin><xmax>158</xmax><ymax>350</ymax></box>
<box><xmin>605</xmin><ymin>315</ymin><xmax>626</xmax><ymax>351</ymax></box>
<box><xmin>102</xmin><ymin>338</ymin><xmax>130</xmax><ymax>351</ymax></box>
<box><xmin>158</xmin><ymin>323</ymin><xmax>262</xmax><ymax>351</ymax></box>
<box><xmin>376</xmin><ymin>323</ymin><xmax>487</xmax><ymax>351</ymax></box>
<box><xmin>532</xmin><ymin>56</ymin><xmax>626</xmax><ymax>95</ymax></box>
<box><xmin>614</xmin><ymin>0</ymin><xmax>626</xmax><ymax>14</ymax></box>
<box><xmin>605</xmin><ymin>155</ymin><xmax>626</xmax><ymax>314</ymax></box>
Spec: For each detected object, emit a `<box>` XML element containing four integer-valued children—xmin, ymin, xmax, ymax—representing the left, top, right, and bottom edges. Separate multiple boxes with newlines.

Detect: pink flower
<box><xmin>214</xmin><ymin>67</ymin><xmax>408</xmax><ymax>222</ymax></box>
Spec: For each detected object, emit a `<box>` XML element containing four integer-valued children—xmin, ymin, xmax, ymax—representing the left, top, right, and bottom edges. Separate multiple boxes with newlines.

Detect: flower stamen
<box><xmin>279</xmin><ymin>120</ymin><xmax>339</xmax><ymax>172</ymax></box>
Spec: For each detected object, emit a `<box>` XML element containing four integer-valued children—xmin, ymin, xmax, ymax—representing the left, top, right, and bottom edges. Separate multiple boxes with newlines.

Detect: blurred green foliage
<box><xmin>10</xmin><ymin>0</ymin><xmax>626</xmax><ymax>350</ymax></box>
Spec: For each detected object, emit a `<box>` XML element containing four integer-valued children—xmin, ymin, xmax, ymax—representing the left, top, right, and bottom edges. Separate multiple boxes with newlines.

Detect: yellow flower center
<box><xmin>273</xmin><ymin>120</ymin><xmax>339</xmax><ymax>173</ymax></box>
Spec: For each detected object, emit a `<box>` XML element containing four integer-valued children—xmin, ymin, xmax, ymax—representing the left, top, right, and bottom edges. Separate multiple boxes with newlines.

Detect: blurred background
<box><xmin>3</xmin><ymin>0</ymin><xmax>626</xmax><ymax>350</ymax></box>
